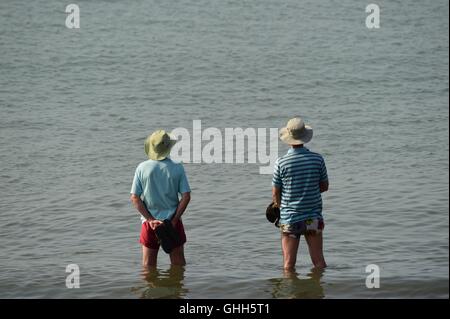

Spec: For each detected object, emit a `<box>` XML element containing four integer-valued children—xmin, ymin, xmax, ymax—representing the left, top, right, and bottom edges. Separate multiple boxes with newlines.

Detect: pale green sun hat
<box><xmin>144</xmin><ymin>130</ymin><xmax>177</xmax><ymax>161</ymax></box>
<box><xmin>279</xmin><ymin>117</ymin><xmax>313</xmax><ymax>145</ymax></box>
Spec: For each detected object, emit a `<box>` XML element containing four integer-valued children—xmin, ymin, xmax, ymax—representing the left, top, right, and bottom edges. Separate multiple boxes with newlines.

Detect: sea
<box><xmin>0</xmin><ymin>0</ymin><xmax>448</xmax><ymax>298</ymax></box>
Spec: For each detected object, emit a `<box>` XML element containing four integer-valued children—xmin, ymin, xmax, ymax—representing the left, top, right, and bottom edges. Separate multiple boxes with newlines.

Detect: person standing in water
<box><xmin>272</xmin><ymin>117</ymin><xmax>329</xmax><ymax>271</ymax></box>
<box><xmin>130</xmin><ymin>130</ymin><xmax>191</xmax><ymax>267</ymax></box>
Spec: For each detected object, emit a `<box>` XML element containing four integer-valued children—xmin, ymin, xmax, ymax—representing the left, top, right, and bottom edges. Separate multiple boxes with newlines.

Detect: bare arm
<box><xmin>171</xmin><ymin>192</ymin><xmax>191</xmax><ymax>226</ymax></box>
<box><xmin>130</xmin><ymin>194</ymin><xmax>154</xmax><ymax>221</ymax></box>
<box><xmin>319</xmin><ymin>180</ymin><xmax>329</xmax><ymax>193</ymax></box>
<box><xmin>272</xmin><ymin>186</ymin><xmax>281</xmax><ymax>208</ymax></box>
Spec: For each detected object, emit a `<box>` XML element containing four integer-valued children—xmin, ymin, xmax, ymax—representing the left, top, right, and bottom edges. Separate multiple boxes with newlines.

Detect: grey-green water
<box><xmin>0</xmin><ymin>0</ymin><xmax>448</xmax><ymax>298</ymax></box>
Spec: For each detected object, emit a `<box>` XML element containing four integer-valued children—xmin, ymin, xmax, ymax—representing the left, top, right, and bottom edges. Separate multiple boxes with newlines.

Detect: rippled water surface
<box><xmin>0</xmin><ymin>0</ymin><xmax>448</xmax><ymax>298</ymax></box>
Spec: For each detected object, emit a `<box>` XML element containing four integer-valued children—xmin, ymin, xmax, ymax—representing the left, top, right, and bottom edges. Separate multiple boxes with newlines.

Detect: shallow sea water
<box><xmin>0</xmin><ymin>0</ymin><xmax>448</xmax><ymax>298</ymax></box>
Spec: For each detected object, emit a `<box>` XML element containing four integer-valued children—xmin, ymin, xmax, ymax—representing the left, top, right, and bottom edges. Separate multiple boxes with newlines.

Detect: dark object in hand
<box><xmin>154</xmin><ymin>220</ymin><xmax>182</xmax><ymax>254</ymax></box>
<box><xmin>266</xmin><ymin>202</ymin><xmax>280</xmax><ymax>227</ymax></box>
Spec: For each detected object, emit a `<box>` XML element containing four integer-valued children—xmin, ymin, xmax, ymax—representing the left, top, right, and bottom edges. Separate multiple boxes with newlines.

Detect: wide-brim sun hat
<box><xmin>279</xmin><ymin>117</ymin><xmax>313</xmax><ymax>145</ymax></box>
<box><xmin>144</xmin><ymin>130</ymin><xmax>177</xmax><ymax>161</ymax></box>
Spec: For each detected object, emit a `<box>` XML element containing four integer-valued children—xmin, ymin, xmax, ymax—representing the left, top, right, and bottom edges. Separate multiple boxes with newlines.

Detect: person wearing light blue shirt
<box><xmin>130</xmin><ymin>130</ymin><xmax>191</xmax><ymax>267</ymax></box>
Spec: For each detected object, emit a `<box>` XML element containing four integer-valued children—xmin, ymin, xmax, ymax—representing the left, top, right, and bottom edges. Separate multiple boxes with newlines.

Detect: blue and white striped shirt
<box><xmin>272</xmin><ymin>147</ymin><xmax>328</xmax><ymax>224</ymax></box>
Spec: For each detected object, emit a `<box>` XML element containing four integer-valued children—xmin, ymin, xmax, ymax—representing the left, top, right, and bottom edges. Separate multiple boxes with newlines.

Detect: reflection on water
<box><xmin>270</xmin><ymin>268</ymin><xmax>325</xmax><ymax>299</ymax></box>
<box><xmin>135</xmin><ymin>266</ymin><xmax>188</xmax><ymax>299</ymax></box>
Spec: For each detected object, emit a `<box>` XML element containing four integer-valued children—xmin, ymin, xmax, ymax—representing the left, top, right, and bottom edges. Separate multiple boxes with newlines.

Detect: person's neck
<box><xmin>291</xmin><ymin>144</ymin><xmax>304</xmax><ymax>149</ymax></box>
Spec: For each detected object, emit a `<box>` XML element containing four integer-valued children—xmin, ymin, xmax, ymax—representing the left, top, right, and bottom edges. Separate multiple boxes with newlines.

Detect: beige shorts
<box><xmin>280</xmin><ymin>218</ymin><xmax>324</xmax><ymax>239</ymax></box>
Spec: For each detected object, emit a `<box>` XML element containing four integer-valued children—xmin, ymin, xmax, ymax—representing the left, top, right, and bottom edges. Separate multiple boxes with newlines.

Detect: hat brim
<box><xmin>145</xmin><ymin>134</ymin><xmax>177</xmax><ymax>161</ymax></box>
<box><xmin>279</xmin><ymin>125</ymin><xmax>313</xmax><ymax>145</ymax></box>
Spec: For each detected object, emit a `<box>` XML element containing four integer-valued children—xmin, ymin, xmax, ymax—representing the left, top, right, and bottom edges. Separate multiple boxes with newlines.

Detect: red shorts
<box><xmin>139</xmin><ymin>219</ymin><xmax>187</xmax><ymax>250</ymax></box>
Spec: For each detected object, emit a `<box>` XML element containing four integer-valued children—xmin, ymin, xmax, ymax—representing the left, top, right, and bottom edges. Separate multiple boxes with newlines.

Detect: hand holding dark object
<box><xmin>154</xmin><ymin>219</ymin><xmax>182</xmax><ymax>254</ymax></box>
<box><xmin>148</xmin><ymin>219</ymin><xmax>163</xmax><ymax>230</ymax></box>
<box><xmin>171</xmin><ymin>216</ymin><xmax>179</xmax><ymax>228</ymax></box>
<box><xmin>266</xmin><ymin>202</ymin><xmax>280</xmax><ymax>227</ymax></box>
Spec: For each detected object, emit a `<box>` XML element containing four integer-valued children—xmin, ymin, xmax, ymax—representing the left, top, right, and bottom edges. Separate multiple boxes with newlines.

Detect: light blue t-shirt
<box><xmin>130</xmin><ymin>158</ymin><xmax>191</xmax><ymax>223</ymax></box>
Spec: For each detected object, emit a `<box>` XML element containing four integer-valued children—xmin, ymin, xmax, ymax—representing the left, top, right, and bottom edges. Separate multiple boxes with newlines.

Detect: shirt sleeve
<box><xmin>178</xmin><ymin>164</ymin><xmax>191</xmax><ymax>194</ymax></box>
<box><xmin>272</xmin><ymin>158</ymin><xmax>282</xmax><ymax>188</ymax></box>
<box><xmin>319</xmin><ymin>157</ymin><xmax>328</xmax><ymax>182</ymax></box>
<box><xmin>130</xmin><ymin>168</ymin><xmax>143</xmax><ymax>196</ymax></box>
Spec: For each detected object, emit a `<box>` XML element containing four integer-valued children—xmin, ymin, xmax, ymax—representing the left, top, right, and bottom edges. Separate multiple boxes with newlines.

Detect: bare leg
<box><xmin>170</xmin><ymin>245</ymin><xmax>186</xmax><ymax>266</ymax></box>
<box><xmin>281</xmin><ymin>234</ymin><xmax>300</xmax><ymax>271</ymax></box>
<box><xmin>142</xmin><ymin>245</ymin><xmax>158</xmax><ymax>268</ymax></box>
<box><xmin>304</xmin><ymin>232</ymin><xmax>327</xmax><ymax>269</ymax></box>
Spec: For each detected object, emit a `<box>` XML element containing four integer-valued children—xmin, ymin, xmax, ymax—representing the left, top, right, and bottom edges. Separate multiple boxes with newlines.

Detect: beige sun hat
<box><xmin>279</xmin><ymin>117</ymin><xmax>313</xmax><ymax>145</ymax></box>
<box><xmin>144</xmin><ymin>130</ymin><xmax>177</xmax><ymax>161</ymax></box>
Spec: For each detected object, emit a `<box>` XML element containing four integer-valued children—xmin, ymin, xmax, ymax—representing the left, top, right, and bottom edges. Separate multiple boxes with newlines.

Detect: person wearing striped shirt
<box><xmin>272</xmin><ymin>117</ymin><xmax>329</xmax><ymax>271</ymax></box>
